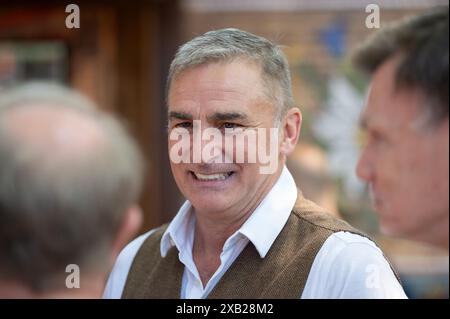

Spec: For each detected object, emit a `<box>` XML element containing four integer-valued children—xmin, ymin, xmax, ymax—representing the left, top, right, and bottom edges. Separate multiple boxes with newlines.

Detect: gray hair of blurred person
<box><xmin>167</xmin><ymin>28</ymin><xmax>295</xmax><ymax>124</ymax></box>
<box><xmin>352</xmin><ymin>7</ymin><xmax>449</xmax><ymax>128</ymax></box>
<box><xmin>0</xmin><ymin>82</ymin><xmax>145</xmax><ymax>291</ymax></box>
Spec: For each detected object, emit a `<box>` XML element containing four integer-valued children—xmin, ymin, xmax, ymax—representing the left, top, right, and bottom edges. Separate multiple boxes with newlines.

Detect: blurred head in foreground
<box><xmin>0</xmin><ymin>82</ymin><xmax>144</xmax><ymax>298</ymax></box>
<box><xmin>353</xmin><ymin>8</ymin><xmax>449</xmax><ymax>250</ymax></box>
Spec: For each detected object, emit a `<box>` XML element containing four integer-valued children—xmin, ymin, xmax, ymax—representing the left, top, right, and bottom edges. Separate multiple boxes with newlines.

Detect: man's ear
<box><xmin>280</xmin><ymin>107</ymin><xmax>302</xmax><ymax>156</ymax></box>
<box><xmin>110</xmin><ymin>205</ymin><xmax>143</xmax><ymax>263</ymax></box>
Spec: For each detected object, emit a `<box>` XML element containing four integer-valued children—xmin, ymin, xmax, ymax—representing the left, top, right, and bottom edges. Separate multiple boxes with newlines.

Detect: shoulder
<box><xmin>102</xmin><ymin>228</ymin><xmax>162</xmax><ymax>299</ymax></box>
<box><xmin>292</xmin><ymin>196</ymin><xmax>361</xmax><ymax>235</ymax></box>
<box><xmin>302</xmin><ymin>231</ymin><xmax>407</xmax><ymax>299</ymax></box>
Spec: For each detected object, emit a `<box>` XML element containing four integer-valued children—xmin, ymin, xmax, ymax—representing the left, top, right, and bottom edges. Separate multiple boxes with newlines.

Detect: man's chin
<box><xmin>190</xmin><ymin>198</ymin><xmax>232</xmax><ymax>214</ymax></box>
<box><xmin>379</xmin><ymin>222</ymin><xmax>396</xmax><ymax>236</ymax></box>
<box><xmin>379</xmin><ymin>217</ymin><xmax>408</xmax><ymax>238</ymax></box>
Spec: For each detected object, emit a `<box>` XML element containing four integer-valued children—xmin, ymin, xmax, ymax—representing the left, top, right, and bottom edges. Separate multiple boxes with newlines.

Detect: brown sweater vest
<box><xmin>122</xmin><ymin>195</ymin><xmax>392</xmax><ymax>298</ymax></box>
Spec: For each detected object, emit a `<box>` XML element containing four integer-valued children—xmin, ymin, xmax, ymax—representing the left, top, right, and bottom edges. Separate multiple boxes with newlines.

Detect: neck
<box><xmin>192</xmin><ymin>208</ymin><xmax>256</xmax><ymax>287</ymax></box>
<box><xmin>426</xmin><ymin>218</ymin><xmax>449</xmax><ymax>251</ymax></box>
<box><xmin>194</xmin><ymin>211</ymin><xmax>250</xmax><ymax>255</ymax></box>
<box><xmin>412</xmin><ymin>212</ymin><xmax>449</xmax><ymax>251</ymax></box>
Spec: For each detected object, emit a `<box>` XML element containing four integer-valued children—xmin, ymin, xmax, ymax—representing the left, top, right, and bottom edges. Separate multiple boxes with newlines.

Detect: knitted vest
<box><xmin>122</xmin><ymin>195</ymin><xmax>385</xmax><ymax>298</ymax></box>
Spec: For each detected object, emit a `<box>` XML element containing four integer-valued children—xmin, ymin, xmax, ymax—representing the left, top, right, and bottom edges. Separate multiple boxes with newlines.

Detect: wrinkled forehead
<box><xmin>167</xmin><ymin>61</ymin><xmax>274</xmax><ymax>120</ymax></box>
<box><xmin>169</xmin><ymin>60</ymin><xmax>266</xmax><ymax>99</ymax></box>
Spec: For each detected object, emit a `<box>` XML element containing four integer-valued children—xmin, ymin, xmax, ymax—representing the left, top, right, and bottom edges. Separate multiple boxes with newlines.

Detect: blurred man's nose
<box><xmin>356</xmin><ymin>148</ymin><xmax>373</xmax><ymax>182</ymax></box>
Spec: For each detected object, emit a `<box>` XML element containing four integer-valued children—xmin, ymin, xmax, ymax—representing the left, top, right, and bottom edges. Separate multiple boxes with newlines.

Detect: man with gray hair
<box><xmin>0</xmin><ymin>82</ymin><xmax>144</xmax><ymax>298</ymax></box>
<box><xmin>105</xmin><ymin>28</ymin><xmax>406</xmax><ymax>298</ymax></box>
<box><xmin>354</xmin><ymin>8</ymin><xmax>449</xmax><ymax>250</ymax></box>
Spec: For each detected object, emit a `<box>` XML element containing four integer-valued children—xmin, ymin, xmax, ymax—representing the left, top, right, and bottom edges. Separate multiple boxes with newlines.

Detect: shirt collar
<box><xmin>160</xmin><ymin>166</ymin><xmax>298</xmax><ymax>258</ymax></box>
<box><xmin>160</xmin><ymin>200</ymin><xmax>194</xmax><ymax>257</ymax></box>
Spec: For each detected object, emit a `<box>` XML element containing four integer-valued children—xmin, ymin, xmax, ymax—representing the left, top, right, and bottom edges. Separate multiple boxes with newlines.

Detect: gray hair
<box><xmin>167</xmin><ymin>28</ymin><xmax>295</xmax><ymax>123</ymax></box>
<box><xmin>0</xmin><ymin>82</ymin><xmax>145</xmax><ymax>291</ymax></box>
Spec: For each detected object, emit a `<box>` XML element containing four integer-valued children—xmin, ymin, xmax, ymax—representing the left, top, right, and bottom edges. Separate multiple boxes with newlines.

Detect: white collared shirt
<box><xmin>104</xmin><ymin>167</ymin><xmax>407</xmax><ymax>299</ymax></box>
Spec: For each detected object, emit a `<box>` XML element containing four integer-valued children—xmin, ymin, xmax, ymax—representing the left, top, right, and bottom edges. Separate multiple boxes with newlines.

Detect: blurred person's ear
<box><xmin>111</xmin><ymin>206</ymin><xmax>143</xmax><ymax>263</ymax></box>
<box><xmin>280</xmin><ymin>107</ymin><xmax>302</xmax><ymax>156</ymax></box>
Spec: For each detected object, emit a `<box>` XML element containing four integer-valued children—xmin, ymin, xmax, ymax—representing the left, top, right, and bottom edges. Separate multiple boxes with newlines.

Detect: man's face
<box><xmin>167</xmin><ymin>60</ymin><xmax>283</xmax><ymax>215</ymax></box>
<box><xmin>357</xmin><ymin>56</ymin><xmax>449</xmax><ymax>242</ymax></box>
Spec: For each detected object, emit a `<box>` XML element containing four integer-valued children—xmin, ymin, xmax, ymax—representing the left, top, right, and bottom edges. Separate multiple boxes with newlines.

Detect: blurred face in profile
<box><xmin>357</xmin><ymin>56</ymin><xmax>449</xmax><ymax>248</ymax></box>
<box><xmin>167</xmin><ymin>60</ymin><xmax>288</xmax><ymax>217</ymax></box>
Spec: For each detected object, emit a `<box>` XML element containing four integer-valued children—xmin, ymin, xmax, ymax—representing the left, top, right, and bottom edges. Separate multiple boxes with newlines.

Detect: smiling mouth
<box><xmin>191</xmin><ymin>171</ymin><xmax>234</xmax><ymax>181</ymax></box>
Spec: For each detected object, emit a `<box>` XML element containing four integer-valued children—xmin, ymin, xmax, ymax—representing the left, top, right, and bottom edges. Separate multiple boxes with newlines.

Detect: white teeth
<box><xmin>194</xmin><ymin>172</ymin><xmax>230</xmax><ymax>181</ymax></box>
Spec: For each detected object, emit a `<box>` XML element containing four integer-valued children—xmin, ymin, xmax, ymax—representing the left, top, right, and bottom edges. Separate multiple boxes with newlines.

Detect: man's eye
<box><xmin>221</xmin><ymin>123</ymin><xmax>241</xmax><ymax>129</ymax></box>
<box><xmin>369</xmin><ymin>131</ymin><xmax>390</xmax><ymax>147</ymax></box>
<box><xmin>175</xmin><ymin>122</ymin><xmax>192</xmax><ymax>128</ymax></box>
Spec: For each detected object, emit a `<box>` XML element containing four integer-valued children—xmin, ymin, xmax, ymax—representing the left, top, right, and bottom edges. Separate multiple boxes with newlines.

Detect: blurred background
<box><xmin>0</xmin><ymin>0</ymin><xmax>448</xmax><ymax>298</ymax></box>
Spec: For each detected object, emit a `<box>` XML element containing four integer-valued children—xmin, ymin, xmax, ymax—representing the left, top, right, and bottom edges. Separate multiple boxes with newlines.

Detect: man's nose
<box><xmin>198</xmin><ymin>127</ymin><xmax>223</xmax><ymax>164</ymax></box>
<box><xmin>356</xmin><ymin>148</ymin><xmax>373</xmax><ymax>182</ymax></box>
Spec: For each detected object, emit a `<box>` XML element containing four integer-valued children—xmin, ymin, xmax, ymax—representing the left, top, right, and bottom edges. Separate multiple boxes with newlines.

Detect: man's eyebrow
<box><xmin>168</xmin><ymin>111</ymin><xmax>192</xmax><ymax>121</ymax></box>
<box><xmin>208</xmin><ymin>112</ymin><xmax>247</xmax><ymax>122</ymax></box>
<box><xmin>359</xmin><ymin>115</ymin><xmax>368</xmax><ymax>129</ymax></box>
